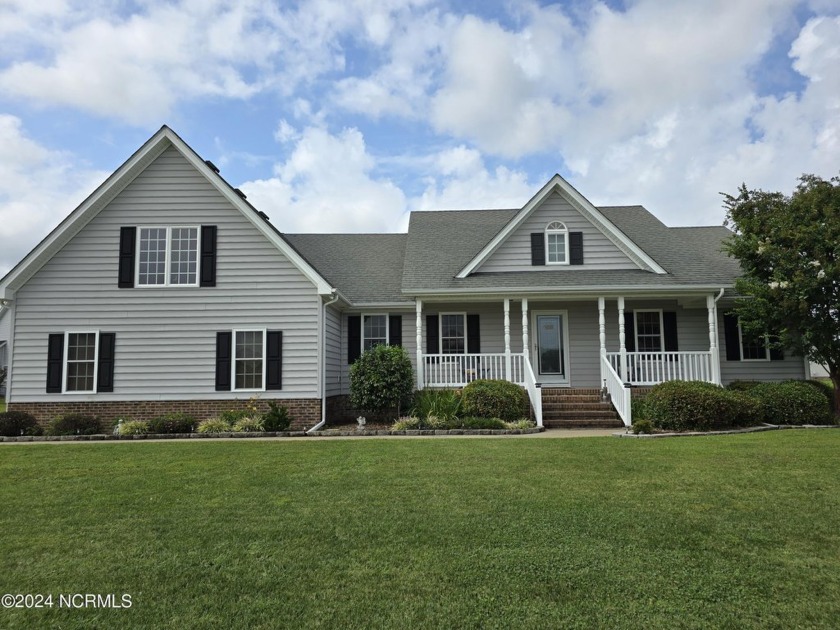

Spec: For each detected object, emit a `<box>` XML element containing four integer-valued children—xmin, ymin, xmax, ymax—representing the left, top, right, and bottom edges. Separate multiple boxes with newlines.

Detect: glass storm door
<box><xmin>536</xmin><ymin>315</ymin><xmax>565</xmax><ymax>378</ymax></box>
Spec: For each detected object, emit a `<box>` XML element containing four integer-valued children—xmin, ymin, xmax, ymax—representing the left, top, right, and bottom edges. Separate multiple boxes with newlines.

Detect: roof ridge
<box><xmin>411</xmin><ymin>208</ymin><xmax>518</xmax><ymax>214</ymax></box>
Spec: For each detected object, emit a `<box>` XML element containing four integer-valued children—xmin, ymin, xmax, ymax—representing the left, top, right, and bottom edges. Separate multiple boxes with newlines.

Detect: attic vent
<box><xmin>258</xmin><ymin>211</ymin><xmax>270</xmax><ymax>221</ymax></box>
<box><xmin>234</xmin><ymin>188</ymin><xmax>247</xmax><ymax>200</ymax></box>
<box><xmin>204</xmin><ymin>160</ymin><xmax>220</xmax><ymax>174</ymax></box>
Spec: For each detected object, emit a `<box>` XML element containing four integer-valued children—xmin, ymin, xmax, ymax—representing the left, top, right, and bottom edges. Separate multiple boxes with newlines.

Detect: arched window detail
<box><xmin>545</xmin><ymin>221</ymin><xmax>568</xmax><ymax>265</ymax></box>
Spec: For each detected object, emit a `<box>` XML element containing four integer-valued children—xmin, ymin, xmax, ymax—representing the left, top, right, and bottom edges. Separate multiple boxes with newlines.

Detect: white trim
<box><xmin>135</xmin><ymin>226</ymin><xmax>200</xmax><ymax>288</ymax></box>
<box><xmin>439</xmin><ymin>312</ymin><xmax>467</xmax><ymax>355</ymax></box>
<box><xmin>544</xmin><ymin>221</ymin><xmax>569</xmax><ymax>265</ymax></box>
<box><xmin>361</xmin><ymin>313</ymin><xmax>389</xmax><ymax>352</ymax></box>
<box><xmin>456</xmin><ymin>174</ymin><xmax>668</xmax><ymax>278</ymax></box>
<box><xmin>232</xmin><ymin>328</ymin><xmax>267</xmax><ymax>392</ymax></box>
<box><xmin>531</xmin><ymin>310</ymin><xmax>571</xmax><ymax>385</ymax></box>
<box><xmin>406</xmin><ymin>284</ymin><xmax>732</xmax><ymax>298</ymax></box>
<box><xmin>62</xmin><ymin>330</ymin><xmax>99</xmax><ymax>394</ymax></box>
<box><xmin>633</xmin><ymin>309</ymin><xmax>664</xmax><ymax>353</ymax></box>
<box><xmin>737</xmin><ymin>321</ymin><xmax>770</xmax><ymax>362</ymax></box>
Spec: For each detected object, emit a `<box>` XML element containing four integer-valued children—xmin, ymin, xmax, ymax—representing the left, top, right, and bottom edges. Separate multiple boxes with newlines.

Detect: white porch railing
<box><xmin>606</xmin><ymin>351</ymin><xmax>715</xmax><ymax>386</ymax></box>
<box><xmin>523</xmin><ymin>360</ymin><xmax>543</xmax><ymax>428</ymax></box>
<box><xmin>423</xmin><ymin>353</ymin><xmax>525</xmax><ymax>388</ymax></box>
<box><xmin>602</xmin><ymin>355</ymin><xmax>631</xmax><ymax>426</ymax></box>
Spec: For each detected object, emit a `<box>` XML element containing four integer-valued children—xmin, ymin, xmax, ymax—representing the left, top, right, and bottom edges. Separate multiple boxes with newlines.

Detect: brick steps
<box><xmin>540</xmin><ymin>387</ymin><xmax>623</xmax><ymax>429</ymax></box>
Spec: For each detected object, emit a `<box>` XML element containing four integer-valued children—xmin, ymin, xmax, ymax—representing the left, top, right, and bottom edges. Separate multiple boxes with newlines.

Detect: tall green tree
<box><xmin>723</xmin><ymin>174</ymin><xmax>840</xmax><ymax>415</ymax></box>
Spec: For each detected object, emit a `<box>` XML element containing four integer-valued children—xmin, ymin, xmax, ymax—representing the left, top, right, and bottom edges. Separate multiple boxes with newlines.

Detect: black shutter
<box><xmin>97</xmin><ymin>333</ymin><xmax>116</xmax><ymax>393</ymax></box>
<box><xmin>624</xmin><ymin>311</ymin><xmax>636</xmax><ymax>352</ymax></box>
<box><xmin>266</xmin><ymin>330</ymin><xmax>283</xmax><ymax>390</ymax></box>
<box><xmin>569</xmin><ymin>232</ymin><xmax>584</xmax><ymax>265</ymax></box>
<box><xmin>769</xmin><ymin>335</ymin><xmax>784</xmax><ymax>361</ymax></box>
<box><xmin>46</xmin><ymin>334</ymin><xmax>64</xmax><ymax>393</ymax></box>
<box><xmin>723</xmin><ymin>314</ymin><xmax>741</xmax><ymax>361</ymax></box>
<box><xmin>215</xmin><ymin>331</ymin><xmax>232</xmax><ymax>391</ymax></box>
<box><xmin>426</xmin><ymin>315</ymin><xmax>439</xmax><ymax>354</ymax></box>
<box><xmin>531</xmin><ymin>233</ymin><xmax>545</xmax><ymax>266</ymax></box>
<box><xmin>118</xmin><ymin>227</ymin><xmax>136</xmax><ymax>288</ymax></box>
<box><xmin>348</xmin><ymin>315</ymin><xmax>361</xmax><ymax>364</ymax></box>
<box><xmin>389</xmin><ymin>315</ymin><xmax>402</xmax><ymax>347</ymax></box>
<box><xmin>200</xmin><ymin>225</ymin><xmax>217</xmax><ymax>287</ymax></box>
<box><xmin>467</xmin><ymin>314</ymin><xmax>481</xmax><ymax>353</ymax></box>
<box><xmin>663</xmin><ymin>312</ymin><xmax>678</xmax><ymax>352</ymax></box>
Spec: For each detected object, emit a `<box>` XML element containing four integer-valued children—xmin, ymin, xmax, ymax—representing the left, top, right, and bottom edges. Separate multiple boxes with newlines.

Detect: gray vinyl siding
<box><xmin>717</xmin><ymin>311</ymin><xmax>806</xmax><ymax>384</ymax></box>
<box><xmin>480</xmin><ymin>191</ymin><xmax>639</xmax><ymax>272</ymax></box>
<box><xmin>337</xmin><ymin>310</ymin><xmax>416</xmax><ymax>395</ymax></box>
<box><xmin>11</xmin><ymin>145</ymin><xmax>321</xmax><ymax>402</ymax></box>
<box><xmin>325</xmin><ymin>305</ymin><xmax>342</xmax><ymax>397</ymax></box>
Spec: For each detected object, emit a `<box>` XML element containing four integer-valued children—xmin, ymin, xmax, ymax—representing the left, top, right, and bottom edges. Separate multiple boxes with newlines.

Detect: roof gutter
<box><xmin>405</xmin><ymin>284</ymin><xmax>734</xmax><ymax>298</ymax></box>
<box><xmin>308</xmin><ymin>290</ymin><xmax>340</xmax><ymax>435</ymax></box>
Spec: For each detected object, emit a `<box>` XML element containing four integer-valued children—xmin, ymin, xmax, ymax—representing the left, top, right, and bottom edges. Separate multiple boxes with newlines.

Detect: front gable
<box><xmin>458</xmin><ymin>175</ymin><xmax>667</xmax><ymax>278</ymax></box>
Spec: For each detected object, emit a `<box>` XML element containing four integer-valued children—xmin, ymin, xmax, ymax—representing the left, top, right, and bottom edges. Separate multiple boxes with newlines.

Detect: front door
<box><xmin>533</xmin><ymin>312</ymin><xmax>569</xmax><ymax>384</ymax></box>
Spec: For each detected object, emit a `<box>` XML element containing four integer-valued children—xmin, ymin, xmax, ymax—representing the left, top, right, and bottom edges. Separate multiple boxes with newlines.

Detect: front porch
<box><xmin>415</xmin><ymin>295</ymin><xmax>724</xmax><ymax>428</ymax></box>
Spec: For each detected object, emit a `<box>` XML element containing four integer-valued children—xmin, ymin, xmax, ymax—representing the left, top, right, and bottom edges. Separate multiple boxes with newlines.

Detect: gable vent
<box><xmin>234</xmin><ymin>188</ymin><xmax>247</xmax><ymax>200</ymax></box>
<box><xmin>204</xmin><ymin>160</ymin><xmax>220</xmax><ymax>174</ymax></box>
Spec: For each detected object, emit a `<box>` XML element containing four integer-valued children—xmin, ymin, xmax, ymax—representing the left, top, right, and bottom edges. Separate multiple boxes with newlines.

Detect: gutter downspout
<box><xmin>308</xmin><ymin>290</ymin><xmax>340</xmax><ymax>434</ymax></box>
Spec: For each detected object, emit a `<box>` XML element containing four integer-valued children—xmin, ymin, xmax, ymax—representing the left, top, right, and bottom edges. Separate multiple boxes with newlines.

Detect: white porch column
<box><xmin>521</xmin><ymin>298</ymin><xmax>529</xmax><ymax>360</ymax></box>
<box><xmin>618</xmin><ymin>296</ymin><xmax>628</xmax><ymax>383</ymax></box>
<box><xmin>504</xmin><ymin>298</ymin><xmax>512</xmax><ymax>380</ymax></box>
<box><xmin>598</xmin><ymin>297</ymin><xmax>606</xmax><ymax>385</ymax></box>
<box><xmin>706</xmin><ymin>294</ymin><xmax>720</xmax><ymax>384</ymax></box>
<box><xmin>416</xmin><ymin>299</ymin><xmax>424</xmax><ymax>389</ymax></box>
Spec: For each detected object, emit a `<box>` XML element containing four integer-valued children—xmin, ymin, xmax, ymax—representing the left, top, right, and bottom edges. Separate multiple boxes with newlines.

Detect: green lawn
<box><xmin>1</xmin><ymin>432</ymin><xmax>839</xmax><ymax>629</ymax></box>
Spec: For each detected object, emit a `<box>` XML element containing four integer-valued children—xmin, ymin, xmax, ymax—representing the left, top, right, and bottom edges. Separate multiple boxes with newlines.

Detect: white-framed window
<box><xmin>440</xmin><ymin>313</ymin><xmax>466</xmax><ymax>354</ymax></box>
<box><xmin>545</xmin><ymin>221</ymin><xmax>569</xmax><ymax>265</ymax></box>
<box><xmin>137</xmin><ymin>226</ymin><xmax>199</xmax><ymax>287</ymax></box>
<box><xmin>362</xmin><ymin>314</ymin><xmax>388</xmax><ymax>351</ymax></box>
<box><xmin>233</xmin><ymin>329</ymin><xmax>266</xmax><ymax>391</ymax></box>
<box><xmin>738</xmin><ymin>322</ymin><xmax>770</xmax><ymax>361</ymax></box>
<box><xmin>634</xmin><ymin>310</ymin><xmax>663</xmax><ymax>352</ymax></box>
<box><xmin>64</xmin><ymin>331</ymin><xmax>98</xmax><ymax>393</ymax></box>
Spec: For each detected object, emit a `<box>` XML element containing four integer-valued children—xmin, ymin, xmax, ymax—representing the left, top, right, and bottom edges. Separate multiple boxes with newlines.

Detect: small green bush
<box><xmin>801</xmin><ymin>379</ymin><xmax>836</xmax><ymax>411</ymax></box>
<box><xmin>631</xmin><ymin>396</ymin><xmax>649</xmax><ymax>422</ymax></box>
<box><xmin>220</xmin><ymin>408</ymin><xmax>251</xmax><ymax>424</ymax></box>
<box><xmin>392</xmin><ymin>416</ymin><xmax>420</xmax><ymax>431</ymax></box>
<box><xmin>148</xmin><ymin>413</ymin><xmax>195</xmax><ymax>434</ymax></box>
<box><xmin>458</xmin><ymin>417</ymin><xmax>507</xmax><ymax>430</ymax></box>
<box><xmin>261</xmin><ymin>401</ymin><xmax>291</xmax><ymax>431</ymax></box>
<box><xmin>645</xmin><ymin>381</ymin><xmax>759</xmax><ymax>432</ymax></box>
<box><xmin>118</xmin><ymin>420</ymin><xmax>149</xmax><ymax>436</ymax></box>
<box><xmin>350</xmin><ymin>345</ymin><xmax>414</xmax><ymax>416</ymax></box>
<box><xmin>411</xmin><ymin>389</ymin><xmax>462</xmax><ymax>422</ymax></box>
<box><xmin>46</xmin><ymin>414</ymin><xmax>102</xmax><ymax>436</ymax></box>
<box><xmin>0</xmin><ymin>411</ymin><xmax>40</xmax><ymax>437</ymax></box>
<box><xmin>747</xmin><ymin>381</ymin><xmax>832</xmax><ymax>425</ymax></box>
<box><xmin>504</xmin><ymin>419</ymin><xmax>535</xmax><ymax>430</ymax></box>
<box><xmin>232</xmin><ymin>417</ymin><xmax>265</xmax><ymax>432</ymax></box>
<box><xmin>632</xmin><ymin>419</ymin><xmax>654</xmax><ymax>434</ymax></box>
<box><xmin>197</xmin><ymin>418</ymin><xmax>231</xmax><ymax>434</ymax></box>
<box><xmin>461</xmin><ymin>379</ymin><xmax>528</xmax><ymax>422</ymax></box>
<box><xmin>726</xmin><ymin>380</ymin><xmax>762</xmax><ymax>392</ymax></box>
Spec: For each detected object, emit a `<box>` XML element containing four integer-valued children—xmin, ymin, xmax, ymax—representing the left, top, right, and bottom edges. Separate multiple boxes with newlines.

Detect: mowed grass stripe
<box><xmin>1</xmin><ymin>432</ymin><xmax>838</xmax><ymax>628</ymax></box>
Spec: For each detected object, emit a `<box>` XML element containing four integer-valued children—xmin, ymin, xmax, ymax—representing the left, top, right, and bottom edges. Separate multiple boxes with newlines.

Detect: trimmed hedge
<box><xmin>350</xmin><ymin>345</ymin><xmax>415</xmax><ymax>416</ymax></box>
<box><xmin>747</xmin><ymin>381</ymin><xmax>832</xmax><ymax>425</ymax></box>
<box><xmin>461</xmin><ymin>379</ymin><xmax>528</xmax><ymax>422</ymax></box>
<box><xmin>46</xmin><ymin>414</ymin><xmax>102</xmax><ymax>436</ymax></box>
<box><xmin>147</xmin><ymin>413</ymin><xmax>196</xmax><ymax>434</ymax></box>
<box><xmin>645</xmin><ymin>380</ymin><xmax>763</xmax><ymax>432</ymax></box>
<box><xmin>0</xmin><ymin>411</ymin><xmax>41</xmax><ymax>437</ymax></box>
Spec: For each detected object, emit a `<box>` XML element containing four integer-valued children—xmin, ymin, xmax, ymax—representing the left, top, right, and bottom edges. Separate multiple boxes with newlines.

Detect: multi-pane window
<box><xmin>635</xmin><ymin>311</ymin><xmax>662</xmax><ymax>352</ymax></box>
<box><xmin>65</xmin><ymin>332</ymin><xmax>97</xmax><ymax>392</ymax></box>
<box><xmin>234</xmin><ymin>330</ymin><xmax>264</xmax><ymax>390</ymax></box>
<box><xmin>739</xmin><ymin>324</ymin><xmax>770</xmax><ymax>361</ymax></box>
<box><xmin>545</xmin><ymin>221</ymin><xmax>568</xmax><ymax>264</ymax></box>
<box><xmin>440</xmin><ymin>314</ymin><xmax>466</xmax><ymax>354</ymax></box>
<box><xmin>138</xmin><ymin>227</ymin><xmax>199</xmax><ymax>286</ymax></box>
<box><xmin>363</xmin><ymin>315</ymin><xmax>388</xmax><ymax>351</ymax></box>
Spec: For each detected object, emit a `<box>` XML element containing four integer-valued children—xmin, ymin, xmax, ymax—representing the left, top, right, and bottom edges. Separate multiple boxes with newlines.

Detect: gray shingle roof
<box><xmin>284</xmin><ymin>234</ymin><xmax>409</xmax><ymax>304</ymax></box>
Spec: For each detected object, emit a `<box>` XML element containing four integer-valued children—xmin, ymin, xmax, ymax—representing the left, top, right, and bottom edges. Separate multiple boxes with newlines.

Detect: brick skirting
<box><xmin>8</xmin><ymin>398</ymin><xmax>321</xmax><ymax>433</ymax></box>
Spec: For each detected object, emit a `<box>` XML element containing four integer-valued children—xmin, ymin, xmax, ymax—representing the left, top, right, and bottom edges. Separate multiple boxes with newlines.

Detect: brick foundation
<box><xmin>8</xmin><ymin>398</ymin><xmax>321</xmax><ymax>433</ymax></box>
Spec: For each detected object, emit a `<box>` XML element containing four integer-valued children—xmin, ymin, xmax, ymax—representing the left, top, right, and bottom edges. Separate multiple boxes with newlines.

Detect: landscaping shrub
<box><xmin>801</xmin><ymin>379</ymin><xmax>836</xmax><ymax>411</ymax></box>
<box><xmin>147</xmin><ymin>413</ymin><xmax>196</xmax><ymax>434</ymax></box>
<box><xmin>46</xmin><ymin>414</ymin><xmax>102</xmax><ymax>436</ymax></box>
<box><xmin>118</xmin><ymin>420</ymin><xmax>149</xmax><ymax>436</ymax></box>
<box><xmin>631</xmin><ymin>396</ymin><xmax>649</xmax><ymax>423</ymax></box>
<box><xmin>261</xmin><ymin>401</ymin><xmax>291</xmax><ymax>431</ymax></box>
<box><xmin>0</xmin><ymin>411</ymin><xmax>40</xmax><ymax>437</ymax></box>
<box><xmin>392</xmin><ymin>417</ymin><xmax>420</xmax><ymax>431</ymax></box>
<box><xmin>645</xmin><ymin>380</ymin><xmax>759</xmax><ymax>432</ymax></box>
<box><xmin>232</xmin><ymin>417</ymin><xmax>265</xmax><ymax>432</ymax></box>
<box><xmin>747</xmin><ymin>381</ymin><xmax>832</xmax><ymax>425</ymax></box>
<box><xmin>631</xmin><ymin>419</ymin><xmax>654</xmax><ymax>435</ymax></box>
<box><xmin>350</xmin><ymin>344</ymin><xmax>414</xmax><ymax>416</ymax></box>
<box><xmin>411</xmin><ymin>389</ymin><xmax>462</xmax><ymax>423</ymax></box>
<box><xmin>220</xmin><ymin>408</ymin><xmax>251</xmax><ymax>424</ymax></box>
<box><xmin>458</xmin><ymin>417</ymin><xmax>507</xmax><ymax>430</ymax></box>
<box><xmin>461</xmin><ymin>379</ymin><xmax>528</xmax><ymax>422</ymax></box>
<box><xmin>726</xmin><ymin>380</ymin><xmax>762</xmax><ymax>392</ymax></box>
<box><xmin>504</xmin><ymin>419</ymin><xmax>536</xmax><ymax>430</ymax></box>
<box><xmin>197</xmin><ymin>418</ymin><xmax>231</xmax><ymax>434</ymax></box>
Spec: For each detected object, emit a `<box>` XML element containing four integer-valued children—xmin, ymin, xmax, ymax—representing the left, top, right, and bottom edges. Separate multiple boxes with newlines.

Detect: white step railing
<box><xmin>423</xmin><ymin>353</ymin><xmax>525</xmax><ymax>388</ymax></box>
<box><xmin>602</xmin><ymin>355</ymin><xmax>632</xmax><ymax>426</ymax></box>
<box><xmin>523</xmin><ymin>359</ymin><xmax>543</xmax><ymax>428</ymax></box>
<box><xmin>606</xmin><ymin>351</ymin><xmax>714</xmax><ymax>386</ymax></box>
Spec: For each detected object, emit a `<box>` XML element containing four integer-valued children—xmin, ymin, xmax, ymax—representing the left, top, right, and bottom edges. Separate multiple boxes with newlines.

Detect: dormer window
<box><xmin>545</xmin><ymin>221</ymin><xmax>568</xmax><ymax>265</ymax></box>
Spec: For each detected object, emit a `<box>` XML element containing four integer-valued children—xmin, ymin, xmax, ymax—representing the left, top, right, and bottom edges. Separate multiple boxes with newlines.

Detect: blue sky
<box><xmin>1</xmin><ymin>0</ymin><xmax>838</xmax><ymax>275</ymax></box>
